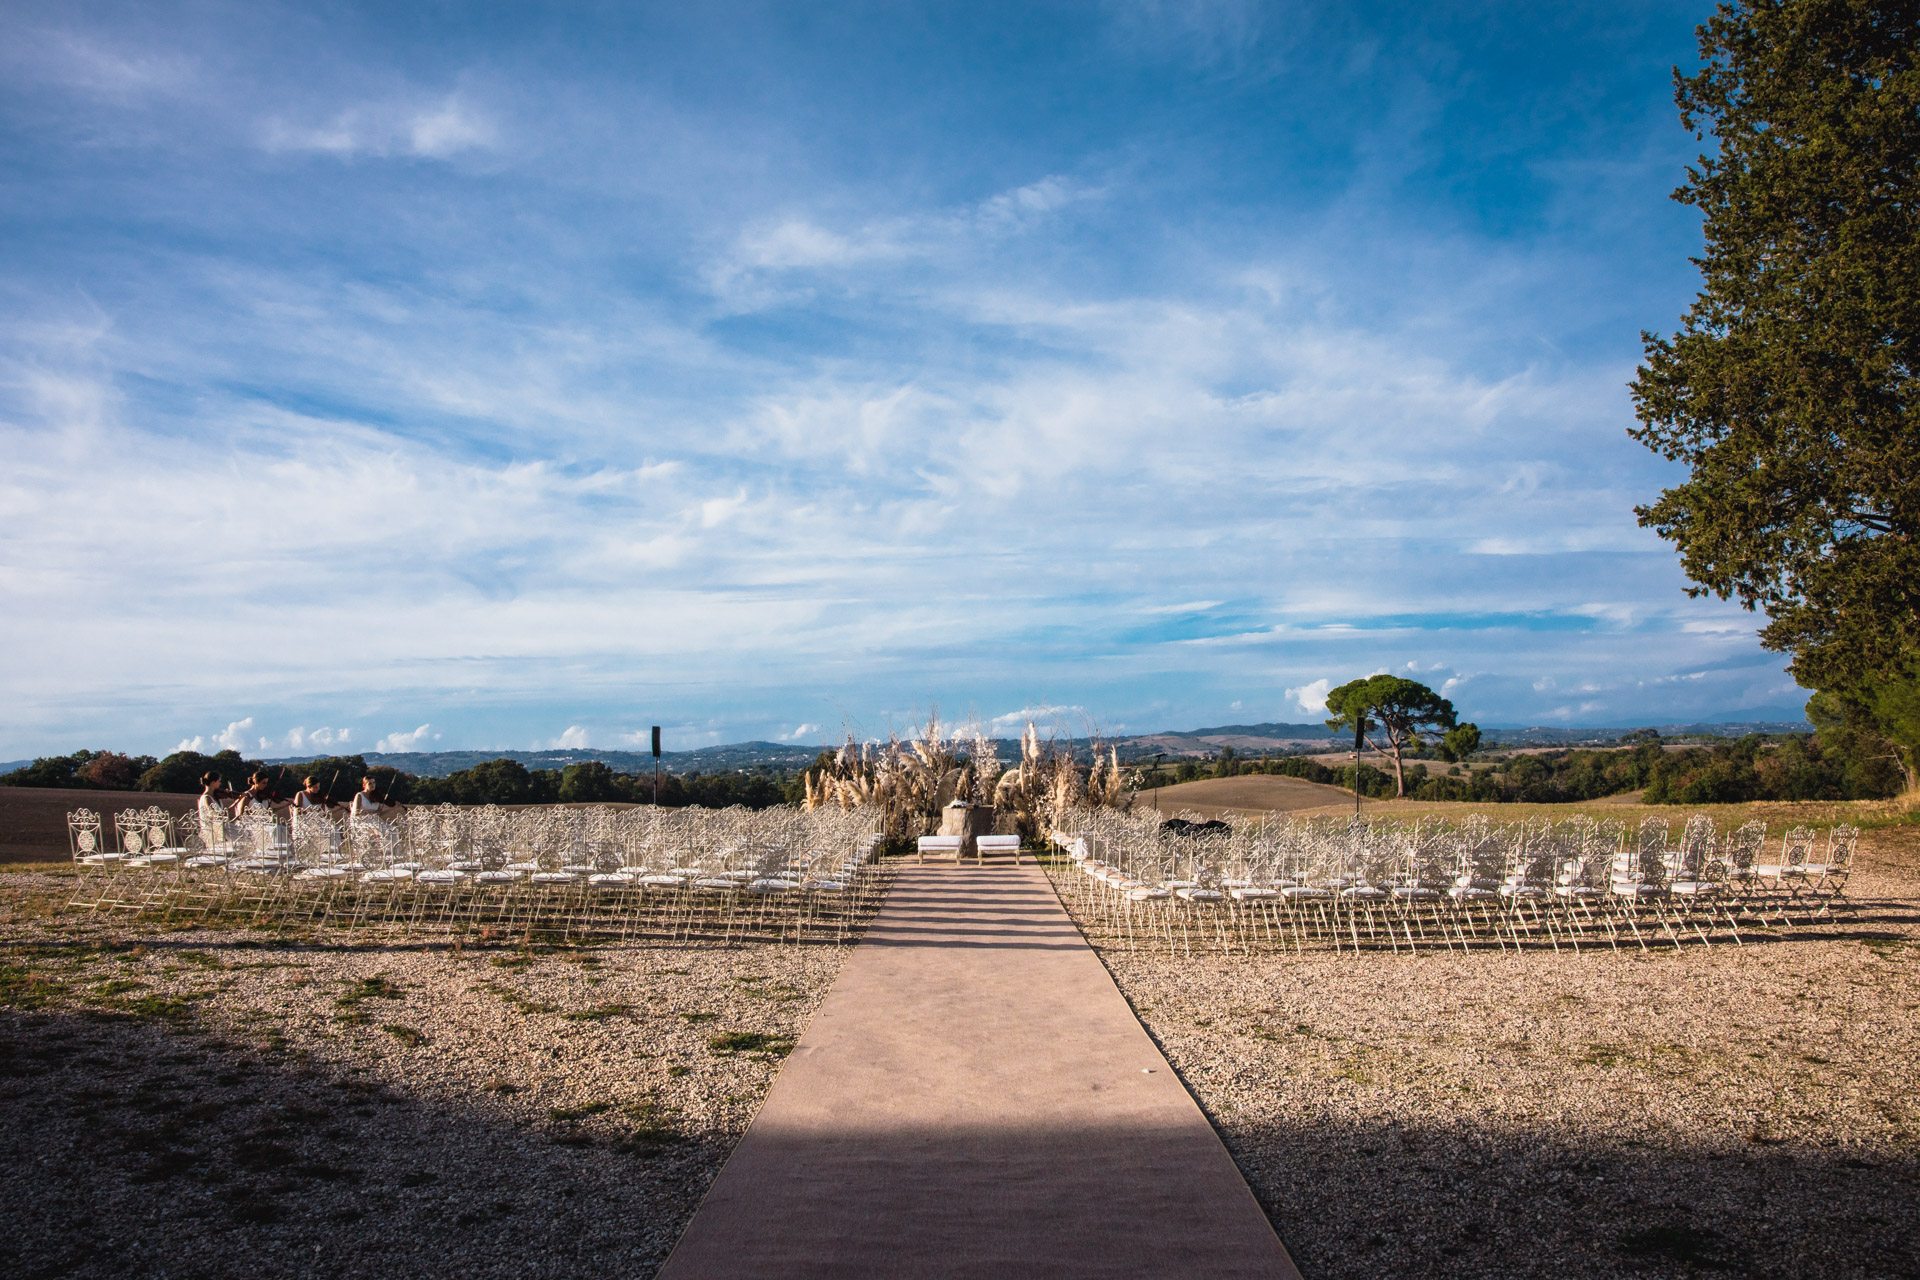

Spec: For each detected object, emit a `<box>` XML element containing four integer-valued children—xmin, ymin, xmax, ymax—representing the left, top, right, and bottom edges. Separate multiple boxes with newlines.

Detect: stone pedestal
<box><xmin>939</xmin><ymin>803</ymin><xmax>996</xmax><ymax>861</ymax></box>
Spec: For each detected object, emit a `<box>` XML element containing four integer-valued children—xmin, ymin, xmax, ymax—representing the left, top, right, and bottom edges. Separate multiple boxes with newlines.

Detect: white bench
<box><xmin>974</xmin><ymin>834</ymin><xmax>1021</xmax><ymax>865</ymax></box>
<box><xmin>917</xmin><ymin>835</ymin><xmax>962</xmax><ymax>863</ymax></box>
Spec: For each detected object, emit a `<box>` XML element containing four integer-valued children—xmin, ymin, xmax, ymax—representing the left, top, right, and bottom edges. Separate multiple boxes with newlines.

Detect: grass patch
<box><xmin>480</xmin><ymin>984</ymin><xmax>558</xmax><ymax>1015</ymax></box>
<box><xmin>562</xmin><ymin>1003</ymin><xmax>634</xmax><ymax>1022</ymax></box>
<box><xmin>549</xmin><ymin>1101</ymin><xmax>612</xmax><ymax>1121</ymax></box>
<box><xmin>708</xmin><ymin>1030</ymin><xmax>795</xmax><ymax>1057</ymax></box>
<box><xmin>1579</xmin><ymin>1043</ymin><xmax>1628</xmax><ymax>1067</ymax></box>
<box><xmin>0</xmin><ymin>964</ymin><xmax>68</xmax><ymax>1011</ymax></box>
<box><xmin>97</xmin><ymin>992</ymin><xmax>201</xmax><ymax>1022</ymax></box>
<box><xmin>381</xmin><ymin>1024</ymin><xmax>427</xmax><ymax>1047</ymax></box>
<box><xmin>489</xmin><ymin>951</ymin><xmax>537</xmax><ymax>972</ymax></box>
<box><xmin>614</xmin><ymin>1099</ymin><xmax>684</xmax><ymax>1154</ymax></box>
<box><xmin>335</xmin><ymin>975</ymin><xmax>403</xmax><ymax>1009</ymax></box>
<box><xmin>334</xmin><ymin>974</ymin><xmax>404</xmax><ymax>1025</ymax></box>
<box><xmin>680</xmin><ymin>1011</ymin><xmax>719</xmax><ymax>1024</ymax></box>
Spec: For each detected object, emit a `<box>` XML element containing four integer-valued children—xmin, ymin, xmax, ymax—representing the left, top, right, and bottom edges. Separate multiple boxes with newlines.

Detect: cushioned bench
<box><xmin>917</xmin><ymin>835</ymin><xmax>962</xmax><ymax>863</ymax></box>
<box><xmin>975</xmin><ymin>834</ymin><xmax>1021</xmax><ymax>865</ymax></box>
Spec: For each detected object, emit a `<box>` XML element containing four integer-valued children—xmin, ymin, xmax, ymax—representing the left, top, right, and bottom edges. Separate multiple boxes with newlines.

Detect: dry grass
<box><xmin>1130</xmin><ymin>774</ymin><xmax>1360</xmax><ymax>818</ymax></box>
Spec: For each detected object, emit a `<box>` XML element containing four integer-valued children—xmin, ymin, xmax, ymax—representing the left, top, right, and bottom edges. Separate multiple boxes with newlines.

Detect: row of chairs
<box><xmin>65</xmin><ymin>803</ymin><xmax>889</xmax><ymax>944</ymax></box>
<box><xmin>1046</xmin><ymin>810</ymin><xmax>1860</xmax><ymax>955</ymax></box>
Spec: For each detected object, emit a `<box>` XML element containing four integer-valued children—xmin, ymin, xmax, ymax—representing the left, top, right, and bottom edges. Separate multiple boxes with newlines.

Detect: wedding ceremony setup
<box><xmin>1048</xmin><ymin>810</ymin><xmax>1858</xmax><ymax>955</ymax></box>
<box><xmin>61</xmin><ymin>801</ymin><xmax>887</xmax><ymax>944</ymax></box>
<box><xmin>6</xmin><ymin>0</ymin><xmax>1917</xmax><ymax>1275</ymax></box>
<box><xmin>61</xmin><ymin>797</ymin><xmax>1856</xmax><ymax>957</ymax></box>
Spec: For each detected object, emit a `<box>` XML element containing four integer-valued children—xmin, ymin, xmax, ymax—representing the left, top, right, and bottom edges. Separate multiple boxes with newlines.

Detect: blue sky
<box><xmin>0</xmin><ymin>1</ymin><xmax>1809</xmax><ymax>759</ymax></box>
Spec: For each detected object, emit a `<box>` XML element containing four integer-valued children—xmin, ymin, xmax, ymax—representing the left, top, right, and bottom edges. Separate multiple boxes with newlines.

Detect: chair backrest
<box><xmin>1675</xmin><ymin>813</ymin><xmax>1715</xmax><ymax>877</ymax></box>
<box><xmin>115</xmin><ymin>810</ymin><xmax>147</xmax><ymax>856</ymax></box>
<box><xmin>1780</xmin><ymin>826</ymin><xmax>1814</xmax><ymax>870</ymax></box>
<box><xmin>68</xmin><ymin>809</ymin><xmax>104</xmax><ymax>861</ymax></box>
<box><xmin>1824</xmin><ymin>825</ymin><xmax>1858</xmax><ymax>870</ymax></box>
<box><xmin>1720</xmin><ymin>820</ymin><xmax>1765</xmax><ymax>874</ymax></box>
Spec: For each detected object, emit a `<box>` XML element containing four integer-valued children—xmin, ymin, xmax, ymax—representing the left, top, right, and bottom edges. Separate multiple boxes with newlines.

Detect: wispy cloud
<box><xmin>0</xmin><ymin>6</ymin><xmax>1798</xmax><ymax>756</ymax></box>
<box><xmin>4</xmin><ymin>27</ymin><xmax>196</xmax><ymax>101</ymax></box>
<box><xmin>261</xmin><ymin>93</ymin><xmax>497</xmax><ymax>159</ymax></box>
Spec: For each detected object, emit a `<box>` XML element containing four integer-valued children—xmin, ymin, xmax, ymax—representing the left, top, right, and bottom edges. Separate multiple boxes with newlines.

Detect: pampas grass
<box><xmin>804</xmin><ymin>715</ymin><xmax>1132</xmax><ymax>847</ymax></box>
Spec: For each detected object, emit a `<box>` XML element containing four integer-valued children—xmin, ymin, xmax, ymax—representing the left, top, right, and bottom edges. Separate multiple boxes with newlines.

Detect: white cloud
<box><xmin>5</xmin><ymin>28</ymin><xmax>195</xmax><ymax>101</ymax></box>
<box><xmin>987</xmin><ymin>705</ymin><xmax>1090</xmax><ymax>736</ymax></box>
<box><xmin>284</xmin><ymin>726</ymin><xmax>347</xmax><ymax>751</ymax></box>
<box><xmin>171</xmin><ymin>717</ymin><xmax>256</xmax><ymax>755</ymax></box>
<box><xmin>779</xmin><ymin>723</ymin><xmax>823</xmax><ymax>742</ymax></box>
<box><xmin>375</xmin><ymin>724</ymin><xmax>436</xmax><ymax>752</ymax></box>
<box><xmin>709</xmin><ymin>175</ymin><xmax>1098</xmax><ymax>304</ymax></box>
<box><xmin>262</xmin><ymin>94</ymin><xmax>496</xmax><ymax>160</ymax></box>
<box><xmin>1285</xmin><ymin>680</ymin><xmax>1331</xmax><ymax>718</ymax></box>
<box><xmin>0</xmin><ymin>27</ymin><xmax>1799</xmax><ymax>756</ymax></box>
<box><xmin>545</xmin><ymin>725</ymin><xmax>590</xmax><ymax>749</ymax></box>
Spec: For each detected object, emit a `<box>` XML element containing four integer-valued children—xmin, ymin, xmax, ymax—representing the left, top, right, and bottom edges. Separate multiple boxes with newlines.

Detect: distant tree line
<box><xmin>1133</xmin><ymin>733</ymin><xmax>1900</xmax><ymax>805</ymax></box>
<box><xmin>0</xmin><ymin>749</ymin><xmax>800</xmax><ymax>810</ymax></box>
<box><xmin>12</xmin><ymin>731</ymin><xmax>1902</xmax><ymax>810</ymax></box>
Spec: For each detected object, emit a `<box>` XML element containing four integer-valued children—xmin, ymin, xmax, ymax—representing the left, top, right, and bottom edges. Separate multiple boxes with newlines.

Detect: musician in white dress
<box><xmin>293</xmin><ymin>776</ymin><xmax>343</xmax><ymax>853</ymax></box>
<box><xmin>350</xmin><ymin>775</ymin><xmax>398</xmax><ymax>820</ymax></box>
<box><xmin>196</xmin><ymin>772</ymin><xmax>234</xmax><ymax>855</ymax></box>
<box><xmin>292</xmin><ymin>777</ymin><xmax>340</xmax><ymax>813</ymax></box>
<box><xmin>348</xmin><ymin>775</ymin><xmax>401</xmax><ymax>850</ymax></box>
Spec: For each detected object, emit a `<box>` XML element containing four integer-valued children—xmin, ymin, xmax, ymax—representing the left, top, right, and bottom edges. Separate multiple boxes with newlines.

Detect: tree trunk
<box><xmin>1390</xmin><ymin>744</ymin><xmax>1406</xmax><ymax>796</ymax></box>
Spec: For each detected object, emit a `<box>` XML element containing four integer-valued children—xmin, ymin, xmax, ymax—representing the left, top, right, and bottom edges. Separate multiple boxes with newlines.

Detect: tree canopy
<box><xmin>1629</xmin><ymin>0</ymin><xmax>1919</xmax><ymax>789</ymax></box>
<box><xmin>1324</xmin><ymin>675</ymin><xmax>1464</xmax><ymax>796</ymax></box>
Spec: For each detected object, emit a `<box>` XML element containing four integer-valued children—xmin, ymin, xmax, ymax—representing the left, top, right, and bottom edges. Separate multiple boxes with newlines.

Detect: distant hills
<box><xmin>4</xmin><ymin>716</ymin><xmax>1820</xmax><ymax>782</ymax></box>
<box><xmin>267</xmin><ymin>718</ymin><xmax>1817</xmax><ymax>777</ymax></box>
<box><xmin>262</xmin><ymin>741</ymin><xmax>823</xmax><ymax>779</ymax></box>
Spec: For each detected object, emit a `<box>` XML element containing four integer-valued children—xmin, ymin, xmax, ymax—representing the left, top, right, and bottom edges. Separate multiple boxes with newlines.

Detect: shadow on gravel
<box><xmin>1221</xmin><ymin>1115</ymin><xmax>1917</xmax><ymax>1279</ymax></box>
<box><xmin>0</xmin><ymin>1009</ymin><xmax>716</xmax><ymax>1280</ymax></box>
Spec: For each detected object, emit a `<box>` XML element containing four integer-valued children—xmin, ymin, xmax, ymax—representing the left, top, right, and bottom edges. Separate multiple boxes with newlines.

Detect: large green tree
<box><xmin>1324</xmin><ymin>675</ymin><xmax>1461</xmax><ymax>797</ymax></box>
<box><xmin>1629</xmin><ymin>0</ymin><xmax>1919</xmax><ymax>790</ymax></box>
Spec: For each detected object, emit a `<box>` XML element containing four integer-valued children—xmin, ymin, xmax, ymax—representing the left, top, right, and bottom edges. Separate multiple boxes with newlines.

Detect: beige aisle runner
<box><xmin>657</xmin><ymin>862</ymin><xmax>1302</xmax><ymax>1279</ymax></box>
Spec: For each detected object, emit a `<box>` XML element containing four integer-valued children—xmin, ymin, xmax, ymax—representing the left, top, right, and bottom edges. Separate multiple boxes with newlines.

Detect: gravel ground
<box><xmin>0</xmin><ymin>867</ymin><xmax>864</xmax><ymax>1280</ymax></box>
<box><xmin>1085</xmin><ymin>842</ymin><xmax>1920</xmax><ymax>1279</ymax></box>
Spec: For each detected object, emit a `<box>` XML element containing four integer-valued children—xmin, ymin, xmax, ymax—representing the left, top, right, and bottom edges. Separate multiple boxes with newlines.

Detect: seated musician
<box><xmin>197</xmin><ymin>772</ymin><xmax>234</xmax><ymax>834</ymax></box>
<box><xmin>350</xmin><ymin>775</ymin><xmax>399</xmax><ymax>819</ymax></box>
<box><xmin>229</xmin><ymin>770</ymin><xmax>280</xmax><ymax>819</ymax></box>
<box><xmin>292</xmin><ymin>776</ymin><xmax>340</xmax><ymax>812</ymax></box>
